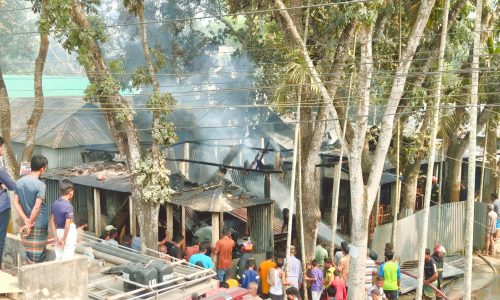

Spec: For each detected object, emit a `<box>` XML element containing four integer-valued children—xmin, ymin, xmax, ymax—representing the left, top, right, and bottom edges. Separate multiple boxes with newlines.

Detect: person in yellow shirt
<box><xmin>258</xmin><ymin>250</ymin><xmax>276</xmax><ymax>298</ymax></box>
<box><xmin>225</xmin><ymin>270</ymin><xmax>239</xmax><ymax>288</ymax></box>
<box><xmin>323</xmin><ymin>258</ymin><xmax>336</xmax><ymax>288</ymax></box>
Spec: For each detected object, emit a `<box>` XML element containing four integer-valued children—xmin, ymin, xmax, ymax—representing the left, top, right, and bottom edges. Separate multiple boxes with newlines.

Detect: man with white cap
<box><xmin>432</xmin><ymin>244</ymin><xmax>446</xmax><ymax>300</ymax></box>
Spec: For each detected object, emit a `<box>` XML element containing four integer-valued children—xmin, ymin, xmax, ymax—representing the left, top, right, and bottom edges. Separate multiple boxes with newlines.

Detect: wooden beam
<box><xmin>181</xmin><ymin>206</ymin><xmax>186</xmax><ymax>250</ymax></box>
<box><xmin>166</xmin><ymin>203</ymin><xmax>174</xmax><ymax>241</ymax></box>
<box><xmin>219</xmin><ymin>212</ymin><xmax>224</xmax><ymax>237</ymax></box>
<box><xmin>182</xmin><ymin>142</ymin><xmax>190</xmax><ymax>179</ymax></box>
<box><xmin>164</xmin><ymin>158</ymin><xmax>283</xmax><ymax>174</ymax></box>
<box><xmin>211</xmin><ymin>213</ymin><xmax>219</xmax><ymax>247</ymax></box>
<box><xmin>129</xmin><ymin>196</ymin><xmax>136</xmax><ymax>236</ymax></box>
<box><xmin>264</xmin><ymin>174</ymin><xmax>271</xmax><ymax>198</ymax></box>
<box><xmin>93</xmin><ymin>188</ymin><xmax>102</xmax><ymax>236</ymax></box>
<box><xmin>375</xmin><ymin>188</ymin><xmax>381</xmax><ymax>226</ymax></box>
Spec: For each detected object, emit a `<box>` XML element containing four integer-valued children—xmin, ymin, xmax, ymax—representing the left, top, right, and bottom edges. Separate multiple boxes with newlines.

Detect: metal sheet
<box><xmin>372</xmin><ymin>201</ymin><xmax>487</xmax><ymax>263</ymax></box>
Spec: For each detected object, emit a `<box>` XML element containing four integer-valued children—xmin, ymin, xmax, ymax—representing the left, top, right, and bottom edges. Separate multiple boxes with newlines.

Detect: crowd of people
<box><xmin>0</xmin><ymin>136</ymin><xmax>499</xmax><ymax>299</ymax></box>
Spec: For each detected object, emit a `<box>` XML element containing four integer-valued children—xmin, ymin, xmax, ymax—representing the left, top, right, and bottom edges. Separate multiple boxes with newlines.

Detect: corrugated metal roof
<box><xmin>9</xmin><ymin>98</ymin><xmax>115</xmax><ymax>148</ymax></box>
<box><xmin>8</xmin><ymin>97</ymin><xmax>152</xmax><ymax>149</ymax></box>
<box><xmin>399</xmin><ymin>254</ymin><xmax>465</xmax><ymax>294</ymax></box>
<box><xmin>44</xmin><ymin>161</ymin><xmax>274</xmax><ymax>210</ymax></box>
<box><xmin>170</xmin><ymin>184</ymin><xmax>273</xmax><ymax>212</ymax></box>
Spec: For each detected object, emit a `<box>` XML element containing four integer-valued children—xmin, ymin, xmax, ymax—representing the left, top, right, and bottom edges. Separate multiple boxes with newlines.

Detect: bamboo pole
<box><xmin>390</xmin><ymin>121</ymin><xmax>401</xmax><ymax>247</ymax></box>
<box><xmin>330</xmin><ymin>34</ymin><xmax>356</xmax><ymax>257</ymax></box>
<box><xmin>285</xmin><ymin>110</ymin><xmax>299</xmax><ymax>278</ymax></box>
<box><xmin>435</xmin><ymin>142</ymin><xmax>445</xmax><ymax>243</ymax></box>
<box><xmin>415</xmin><ymin>0</ymin><xmax>451</xmax><ymax>297</ymax></box>
<box><xmin>286</xmin><ymin>5</ymin><xmax>310</xmax><ymax>300</ymax></box>
<box><xmin>479</xmin><ymin>121</ymin><xmax>489</xmax><ymax>202</ymax></box>
<box><xmin>329</xmin><ymin>100</ymin><xmax>350</xmax><ymax>257</ymax></box>
<box><xmin>297</xmin><ymin>125</ymin><xmax>308</xmax><ymax>300</ymax></box>
<box><xmin>464</xmin><ymin>0</ymin><xmax>482</xmax><ymax>297</ymax></box>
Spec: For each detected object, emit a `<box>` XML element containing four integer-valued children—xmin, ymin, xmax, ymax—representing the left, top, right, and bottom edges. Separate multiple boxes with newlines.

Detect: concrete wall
<box><xmin>2</xmin><ymin>233</ymin><xmax>55</xmax><ymax>266</ymax></box>
<box><xmin>18</xmin><ymin>256</ymin><xmax>88</xmax><ymax>300</ymax></box>
<box><xmin>3</xmin><ymin>234</ymin><xmax>88</xmax><ymax>299</ymax></box>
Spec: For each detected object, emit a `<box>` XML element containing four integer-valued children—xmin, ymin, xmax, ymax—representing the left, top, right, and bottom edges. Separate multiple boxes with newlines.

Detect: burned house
<box><xmin>42</xmin><ymin>159</ymin><xmax>280</xmax><ymax>253</ymax></box>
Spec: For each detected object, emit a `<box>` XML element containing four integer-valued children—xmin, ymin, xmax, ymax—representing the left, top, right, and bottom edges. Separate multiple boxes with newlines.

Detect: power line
<box><xmin>3</xmin><ymin>75</ymin><xmax>499</xmax><ymax>105</ymax></box>
<box><xmin>3</xmin><ymin>103</ymin><xmax>498</xmax><ymax>129</ymax></box>
<box><xmin>0</xmin><ymin>0</ymin><xmax>375</xmax><ymax>36</ymax></box>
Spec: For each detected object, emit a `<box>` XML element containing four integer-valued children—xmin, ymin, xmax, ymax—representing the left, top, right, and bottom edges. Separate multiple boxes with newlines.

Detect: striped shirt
<box><xmin>365</xmin><ymin>258</ymin><xmax>377</xmax><ymax>290</ymax></box>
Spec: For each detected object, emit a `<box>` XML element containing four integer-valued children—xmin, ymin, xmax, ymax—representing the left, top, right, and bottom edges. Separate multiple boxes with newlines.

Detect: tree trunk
<box><xmin>482</xmin><ymin>117</ymin><xmax>497</xmax><ymax>202</ymax></box>
<box><xmin>400</xmin><ymin>164</ymin><xmax>420</xmax><ymax>214</ymax></box>
<box><xmin>298</xmin><ymin>104</ymin><xmax>324</xmax><ymax>261</ymax></box>
<box><xmin>134</xmin><ymin>191</ymin><xmax>160</xmax><ymax>252</ymax></box>
<box><xmin>348</xmin><ymin>24</ymin><xmax>373</xmax><ymax>300</ymax></box>
<box><xmin>399</xmin><ymin>108</ymin><xmax>432</xmax><ymax>214</ymax></box>
<box><xmin>136</xmin><ymin>0</ymin><xmax>162</xmax><ymax>167</ymax></box>
<box><xmin>443</xmin><ymin>146</ymin><xmax>465</xmax><ymax>202</ymax></box>
<box><xmin>0</xmin><ymin>68</ymin><xmax>20</xmax><ymax>176</ymax></box>
<box><xmin>22</xmin><ymin>0</ymin><xmax>49</xmax><ymax>164</ymax></box>
<box><xmin>68</xmin><ymin>1</ymin><xmax>153</xmax><ymax>248</ymax></box>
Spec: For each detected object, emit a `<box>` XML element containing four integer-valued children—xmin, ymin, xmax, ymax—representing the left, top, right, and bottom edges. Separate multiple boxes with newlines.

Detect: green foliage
<box><xmin>147</xmin><ymin>92</ymin><xmax>178</xmax><ymax>145</ymax></box>
<box><xmin>134</xmin><ymin>156</ymin><xmax>172</xmax><ymax>204</ymax></box>
<box><xmin>123</xmin><ymin>0</ymin><xmax>140</xmax><ymax>15</ymax></box>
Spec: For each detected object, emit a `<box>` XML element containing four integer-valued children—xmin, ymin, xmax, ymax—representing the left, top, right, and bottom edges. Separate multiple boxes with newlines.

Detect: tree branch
<box><xmin>274</xmin><ymin>0</ymin><xmax>351</xmax><ymax>155</ymax></box>
<box><xmin>367</xmin><ymin>0</ymin><xmax>437</xmax><ymax>208</ymax></box>
<box><xmin>0</xmin><ymin>68</ymin><xmax>19</xmax><ymax>176</ymax></box>
<box><xmin>22</xmin><ymin>0</ymin><xmax>49</xmax><ymax>165</ymax></box>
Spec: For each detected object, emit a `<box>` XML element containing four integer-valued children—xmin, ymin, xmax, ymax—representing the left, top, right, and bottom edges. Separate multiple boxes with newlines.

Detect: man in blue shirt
<box><xmin>13</xmin><ymin>155</ymin><xmax>49</xmax><ymax>263</ymax></box>
<box><xmin>50</xmin><ymin>179</ymin><xmax>77</xmax><ymax>260</ymax></box>
<box><xmin>0</xmin><ymin>137</ymin><xmax>16</xmax><ymax>269</ymax></box>
<box><xmin>189</xmin><ymin>241</ymin><xmax>214</xmax><ymax>269</ymax></box>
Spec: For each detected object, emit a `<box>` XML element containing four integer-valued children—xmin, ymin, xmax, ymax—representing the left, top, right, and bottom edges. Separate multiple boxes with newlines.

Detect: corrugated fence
<box><xmin>372</xmin><ymin>201</ymin><xmax>487</xmax><ymax>263</ymax></box>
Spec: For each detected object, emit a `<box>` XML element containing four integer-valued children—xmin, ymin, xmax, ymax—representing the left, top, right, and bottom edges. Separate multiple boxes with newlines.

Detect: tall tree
<box><xmin>44</xmin><ymin>0</ymin><xmax>175</xmax><ymax>250</ymax></box>
<box><xmin>272</xmin><ymin>0</ymin><xmax>437</xmax><ymax>298</ymax></box>
<box><xmin>0</xmin><ymin>0</ymin><xmax>48</xmax><ymax>177</ymax></box>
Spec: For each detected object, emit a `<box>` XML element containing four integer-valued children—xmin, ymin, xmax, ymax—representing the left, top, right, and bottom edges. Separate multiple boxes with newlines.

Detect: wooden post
<box><xmin>330</xmin><ymin>162</ymin><xmax>342</xmax><ymax>256</ymax></box>
<box><xmin>166</xmin><ymin>203</ymin><xmax>174</xmax><ymax>240</ymax></box>
<box><xmin>274</xmin><ymin>150</ymin><xmax>281</xmax><ymax>171</ymax></box>
<box><xmin>211</xmin><ymin>212</ymin><xmax>220</xmax><ymax>247</ymax></box>
<box><xmin>183</xmin><ymin>142</ymin><xmax>190</xmax><ymax>180</ymax></box>
<box><xmin>239</xmin><ymin>139</ymin><xmax>244</xmax><ymax>166</ymax></box>
<box><xmin>264</xmin><ymin>174</ymin><xmax>271</xmax><ymax>199</ymax></box>
<box><xmin>181</xmin><ymin>206</ymin><xmax>186</xmax><ymax>250</ymax></box>
<box><xmin>93</xmin><ymin>188</ymin><xmax>102</xmax><ymax>236</ymax></box>
<box><xmin>129</xmin><ymin>196</ymin><xmax>136</xmax><ymax>236</ymax></box>
<box><xmin>375</xmin><ymin>188</ymin><xmax>381</xmax><ymax>226</ymax></box>
<box><xmin>391</xmin><ymin>121</ymin><xmax>401</xmax><ymax>248</ymax></box>
<box><xmin>479</xmin><ymin>121</ymin><xmax>489</xmax><ymax>202</ymax></box>
<box><xmin>219</xmin><ymin>212</ymin><xmax>224</xmax><ymax>237</ymax></box>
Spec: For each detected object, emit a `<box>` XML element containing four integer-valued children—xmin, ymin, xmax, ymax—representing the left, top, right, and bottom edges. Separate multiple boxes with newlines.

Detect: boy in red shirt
<box><xmin>331</xmin><ymin>270</ymin><xmax>347</xmax><ymax>300</ymax></box>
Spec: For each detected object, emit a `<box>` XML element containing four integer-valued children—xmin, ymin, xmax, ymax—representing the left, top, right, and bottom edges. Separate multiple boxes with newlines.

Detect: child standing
<box><xmin>304</xmin><ymin>259</ymin><xmax>324</xmax><ymax>300</ymax></box>
<box><xmin>241</xmin><ymin>259</ymin><xmax>260</xmax><ymax>288</ymax></box>
<box><xmin>331</xmin><ymin>270</ymin><xmax>347</xmax><ymax>300</ymax></box>
<box><xmin>50</xmin><ymin>179</ymin><xmax>77</xmax><ymax>260</ymax></box>
<box><xmin>368</xmin><ymin>276</ymin><xmax>387</xmax><ymax>300</ymax></box>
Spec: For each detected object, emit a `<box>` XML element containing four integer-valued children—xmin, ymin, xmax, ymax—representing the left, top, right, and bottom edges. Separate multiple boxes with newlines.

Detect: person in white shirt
<box><xmin>368</xmin><ymin>276</ymin><xmax>387</xmax><ymax>300</ymax></box>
